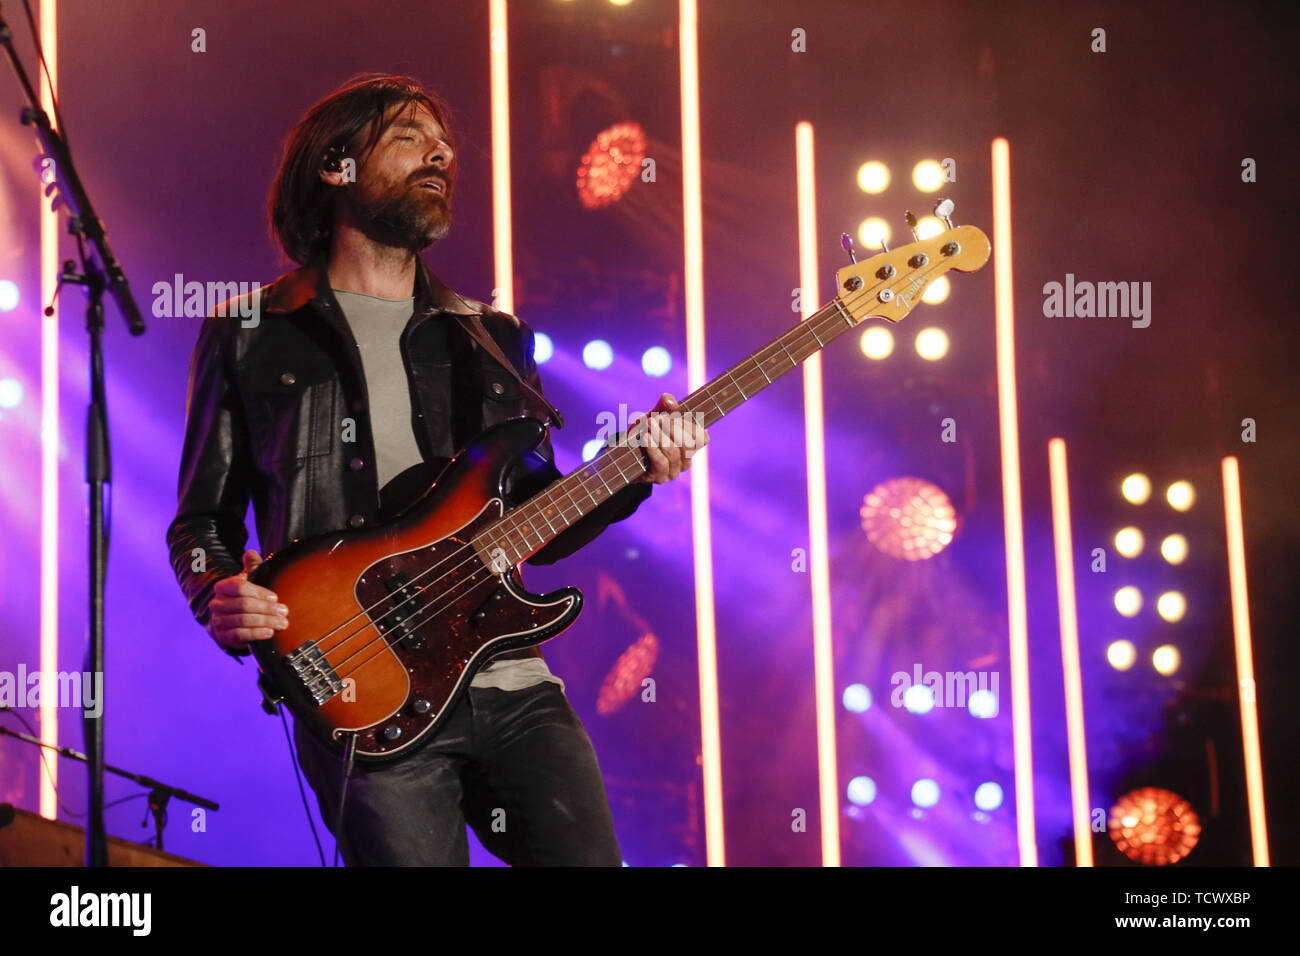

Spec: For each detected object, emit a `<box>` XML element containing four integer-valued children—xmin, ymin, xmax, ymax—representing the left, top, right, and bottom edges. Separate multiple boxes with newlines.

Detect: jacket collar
<box><xmin>263</xmin><ymin>254</ymin><xmax>481</xmax><ymax>316</ymax></box>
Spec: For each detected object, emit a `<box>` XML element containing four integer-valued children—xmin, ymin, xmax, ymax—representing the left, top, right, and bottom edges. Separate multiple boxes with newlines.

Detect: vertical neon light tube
<box><xmin>1048</xmin><ymin>438</ymin><xmax>1092</xmax><ymax>866</ymax></box>
<box><xmin>678</xmin><ymin>0</ymin><xmax>724</xmax><ymax>866</ymax></box>
<box><xmin>795</xmin><ymin>122</ymin><xmax>839</xmax><ymax>867</ymax></box>
<box><xmin>39</xmin><ymin>0</ymin><xmax>60</xmax><ymax>821</ymax></box>
<box><xmin>991</xmin><ymin>137</ymin><xmax>1036</xmax><ymax>865</ymax></box>
<box><xmin>489</xmin><ymin>0</ymin><xmax>514</xmax><ymax>315</ymax></box>
<box><xmin>1221</xmin><ymin>456</ymin><xmax>1270</xmax><ymax>866</ymax></box>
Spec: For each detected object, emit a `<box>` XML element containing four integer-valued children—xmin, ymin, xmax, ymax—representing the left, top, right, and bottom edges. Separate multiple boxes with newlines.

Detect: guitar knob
<box><xmin>411</xmin><ymin>699</ymin><xmax>432</xmax><ymax>715</ymax></box>
<box><xmin>381</xmin><ymin>724</ymin><xmax>402</xmax><ymax>741</ymax></box>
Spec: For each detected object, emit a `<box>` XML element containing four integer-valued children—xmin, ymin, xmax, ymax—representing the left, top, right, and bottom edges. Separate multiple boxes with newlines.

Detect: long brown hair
<box><xmin>267</xmin><ymin>73</ymin><xmax>456</xmax><ymax>265</ymax></box>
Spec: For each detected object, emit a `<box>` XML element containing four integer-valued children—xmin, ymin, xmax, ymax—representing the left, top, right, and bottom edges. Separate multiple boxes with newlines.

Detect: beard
<box><xmin>345</xmin><ymin>176</ymin><xmax>453</xmax><ymax>252</ymax></box>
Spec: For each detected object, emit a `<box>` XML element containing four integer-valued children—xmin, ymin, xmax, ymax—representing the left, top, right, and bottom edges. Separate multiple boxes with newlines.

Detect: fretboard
<box><xmin>471</xmin><ymin>296</ymin><xmax>860</xmax><ymax>567</ymax></box>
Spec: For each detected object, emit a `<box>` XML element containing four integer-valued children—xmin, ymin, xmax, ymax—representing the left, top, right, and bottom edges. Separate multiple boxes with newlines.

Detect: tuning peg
<box><xmin>840</xmin><ymin>232</ymin><xmax>857</xmax><ymax>264</ymax></box>
<box><xmin>905</xmin><ymin>211</ymin><xmax>920</xmax><ymax>242</ymax></box>
<box><xmin>934</xmin><ymin>198</ymin><xmax>956</xmax><ymax>230</ymax></box>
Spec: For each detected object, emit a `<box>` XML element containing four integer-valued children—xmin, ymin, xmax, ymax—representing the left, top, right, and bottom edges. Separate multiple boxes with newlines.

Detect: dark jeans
<box><xmin>293</xmin><ymin>681</ymin><xmax>622</xmax><ymax>866</ymax></box>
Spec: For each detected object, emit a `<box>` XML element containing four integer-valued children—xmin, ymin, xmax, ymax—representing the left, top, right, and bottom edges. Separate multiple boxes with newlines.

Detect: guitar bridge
<box><xmin>284</xmin><ymin>640</ymin><xmax>345</xmax><ymax>706</ymax></box>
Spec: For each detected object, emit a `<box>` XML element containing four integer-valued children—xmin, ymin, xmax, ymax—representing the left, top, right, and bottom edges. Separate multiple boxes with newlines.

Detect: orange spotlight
<box><xmin>1166</xmin><ymin>480</ymin><xmax>1195</xmax><ymax>511</ymax></box>
<box><xmin>856</xmin><ymin>161</ymin><xmax>889</xmax><ymax>194</ymax></box>
<box><xmin>1121</xmin><ymin>473</ymin><xmax>1152</xmax><ymax>504</ymax></box>
<box><xmin>913</xmin><ymin>159</ymin><xmax>944</xmax><ymax>191</ymax></box>
<box><xmin>1107</xmin><ymin>639</ymin><xmax>1137</xmax><ymax>670</ymax></box>
<box><xmin>859</xmin><ymin>326</ymin><xmax>894</xmax><ymax>359</ymax></box>
<box><xmin>857</xmin><ymin>217</ymin><xmax>891</xmax><ymax>250</ymax></box>
<box><xmin>921</xmin><ymin>276</ymin><xmax>950</xmax><ymax>304</ymax></box>
<box><xmin>915</xmin><ymin>327</ymin><xmax>949</xmax><ymax>360</ymax></box>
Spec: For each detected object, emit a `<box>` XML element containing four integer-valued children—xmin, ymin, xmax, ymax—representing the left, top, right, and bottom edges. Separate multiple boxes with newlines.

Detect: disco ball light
<box><xmin>860</xmin><ymin>477</ymin><xmax>957</xmax><ymax>560</ymax></box>
<box><xmin>1108</xmin><ymin>786</ymin><xmax>1202</xmax><ymax>865</ymax></box>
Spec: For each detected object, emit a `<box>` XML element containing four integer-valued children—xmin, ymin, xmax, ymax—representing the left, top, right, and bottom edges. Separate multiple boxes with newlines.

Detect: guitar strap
<box><xmin>450</xmin><ymin>310</ymin><xmax>566</xmax><ymax>430</ymax></box>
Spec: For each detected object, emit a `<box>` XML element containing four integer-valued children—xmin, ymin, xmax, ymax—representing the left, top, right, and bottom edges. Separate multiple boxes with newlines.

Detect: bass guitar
<box><xmin>251</xmin><ymin>211</ymin><xmax>991</xmax><ymax>760</ymax></box>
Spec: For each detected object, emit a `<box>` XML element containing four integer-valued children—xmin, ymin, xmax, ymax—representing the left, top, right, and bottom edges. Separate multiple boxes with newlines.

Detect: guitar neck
<box><xmin>473</xmin><ymin>296</ymin><xmax>859</xmax><ymax>566</ymax></box>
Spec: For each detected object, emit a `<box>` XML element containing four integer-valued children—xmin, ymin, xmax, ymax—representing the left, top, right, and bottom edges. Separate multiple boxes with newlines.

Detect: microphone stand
<box><xmin>0</xmin><ymin>4</ymin><xmax>147</xmax><ymax>867</ymax></box>
<box><xmin>0</xmin><ymin>722</ymin><xmax>219</xmax><ymax>854</ymax></box>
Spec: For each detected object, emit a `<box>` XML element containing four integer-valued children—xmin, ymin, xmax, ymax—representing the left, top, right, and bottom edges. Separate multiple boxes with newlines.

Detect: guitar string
<box><xmin>317</xmin><ymin>258</ymin><xmax>948</xmax><ymax>685</ymax></box>
<box><xmin>310</xmin><ymin>259</ymin><xmax>948</xmax><ymax>686</ymax></box>
<box><xmin>301</xmin><ymin>257</ymin><xmax>952</xmax><ymax>686</ymax></box>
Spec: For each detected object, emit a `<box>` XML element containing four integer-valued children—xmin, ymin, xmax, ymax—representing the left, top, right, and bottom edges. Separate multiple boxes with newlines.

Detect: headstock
<box><xmin>835</xmin><ymin>202</ymin><xmax>991</xmax><ymax>325</ymax></box>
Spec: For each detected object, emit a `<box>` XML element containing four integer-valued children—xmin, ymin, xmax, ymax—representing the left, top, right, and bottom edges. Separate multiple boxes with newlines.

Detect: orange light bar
<box><xmin>992</xmin><ymin>137</ymin><xmax>1037</xmax><ymax>865</ymax></box>
<box><xmin>1048</xmin><ymin>439</ymin><xmax>1092</xmax><ymax>866</ymax></box>
<box><xmin>489</xmin><ymin>0</ymin><xmax>513</xmax><ymax>316</ymax></box>
<box><xmin>795</xmin><ymin>122</ymin><xmax>840</xmax><ymax>867</ymax></box>
<box><xmin>678</xmin><ymin>0</ymin><xmax>724</xmax><ymax>867</ymax></box>
<box><xmin>39</xmin><ymin>0</ymin><xmax>60</xmax><ymax>821</ymax></box>
<box><xmin>1221</xmin><ymin>456</ymin><xmax>1270</xmax><ymax>866</ymax></box>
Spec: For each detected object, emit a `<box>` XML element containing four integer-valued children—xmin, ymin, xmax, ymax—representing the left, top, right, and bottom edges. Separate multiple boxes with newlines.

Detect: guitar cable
<box><xmin>275</xmin><ymin>703</ymin><xmax>328</xmax><ymax>867</ymax></box>
<box><xmin>333</xmin><ymin>732</ymin><xmax>358</xmax><ymax>867</ymax></box>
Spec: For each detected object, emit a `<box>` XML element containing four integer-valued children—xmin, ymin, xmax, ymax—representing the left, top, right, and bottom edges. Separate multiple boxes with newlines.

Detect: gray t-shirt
<box><xmin>333</xmin><ymin>288</ymin><xmax>563</xmax><ymax>694</ymax></box>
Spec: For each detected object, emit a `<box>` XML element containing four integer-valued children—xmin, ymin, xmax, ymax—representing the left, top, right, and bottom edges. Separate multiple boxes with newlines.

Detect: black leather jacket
<box><xmin>166</xmin><ymin>256</ymin><xmax>651</xmax><ymax>660</ymax></box>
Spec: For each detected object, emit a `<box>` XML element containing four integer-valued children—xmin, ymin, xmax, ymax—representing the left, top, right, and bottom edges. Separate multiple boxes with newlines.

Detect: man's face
<box><xmin>342</xmin><ymin>101</ymin><xmax>456</xmax><ymax>251</ymax></box>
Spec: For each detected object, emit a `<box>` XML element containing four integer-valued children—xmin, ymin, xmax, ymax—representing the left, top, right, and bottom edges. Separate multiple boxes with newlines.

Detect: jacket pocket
<box><xmin>238</xmin><ymin>356</ymin><xmax>338</xmax><ymax>466</ymax></box>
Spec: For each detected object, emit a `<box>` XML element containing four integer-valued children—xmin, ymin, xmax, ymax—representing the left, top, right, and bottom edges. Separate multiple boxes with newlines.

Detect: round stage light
<box><xmin>0</xmin><ymin>279</ymin><xmax>19</xmax><ymax>312</ymax></box>
<box><xmin>911</xmin><ymin>779</ymin><xmax>940</xmax><ymax>808</ymax></box>
<box><xmin>847</xmin><ymin>776</ymin><xmax>878</xmax><ymax>806</ymax></box>
<box><xmin>582</xmin><ymin>339</ymin><xmax>613</xmax><ymax>369</ymax></box>
<box><xmin>842</xmin><ymin>683</ymin><xmax>872</xmax><ymax>713</ymax></box>
<box><xmin>1115</xmin><ymin>527</ymin><xmax>1144</xmax><ymax>558</ymax></box>
<box><xmin>641</xmin><ymin>346</ymin><xmax>671</xmax><ymax>377</ymax></box>
<box><xmin>915</xmin><ymin>327</ymin><xmax>949</xmax><ymax>360</ymax></box>
<box><xmin>860</xmin><ymin>477</ymin><xmax>958</xmax><ymax>560</ymax></box>
<box><xmin>1121</xmin><ymin>473</ymin><xmax>1152</xmax><ymax>504</ymax></box>
<box><xmin>0</xmin><ymin>379</ymin><xmax>22</xmax><ymax>409</ymax></box>
<box><xmin>903</xmin><ymin>684</ymin><xmax>935</xmax><ymax>715</ymax></box>
<box><xmin>912</xmin><ymin>160</ymin><xmax>944</xmax><ymax>192</ymax></box>
<box><xmin>1108</xmin><ymin>787</ymin><xmax>1201</xmax><ymax>865</ymax></box>
<box><xmin>859</xmin><ymin>326</ymin><xmax>894</xmax><ymax>360</ymax></box>
<box><xmin>1152</xmin><ymin>644</ymin><xmax>1181</xmax><ymax>675</ymax></box>
<box><xmin>582</xmin><ymin>438</ymin><xmax>606</xmax><ymax>462</ymax></box>
<box><xmin>533</xmin><ymin>332</ymin><xmax>554</xmax><ymax>364</ymax></box>
<box><xmin>967</xmin><ymin>688</ymin><xmax>998</xmax><ymax>718</ymax></box>
<box><xmin>1107</xmin><ymin>639</ymin><xmax>1137</xmax><ymax>671</ymax></box>
<box><xmin>856</xmin><ymin>161</ymin><xmax>890</xmax><ymax>194</ymax></box>
<box><xmin>1166</xmin><ymin>480</ymin><xmax>1195</xmax><ymax>511</ymax></box>
<box><xmin>921</xmin><ymin>276</ymin><xmax>950</xmax><ymax>304</ymax></box>
<box><xmin>974</xmin><ymin>782</ymin><xmax>1004</xmax><ymax>811</ymax></box>
<box><xmin>1157</xmin><ymin>591</ymin><xmax>1187</xmax><ymax>623</ymax></box>
<box><xmin>857</xmin><ymin>217</ymin><xmax>891</xmax><ymax>251</ymax></box>
<box><xmin>1114</xmin><ymin>586</ymin><xmax>1142</xmax><ymax>617</ymax></box>
<box><xmin>1161</xmin><ymin>534</ymin><xmax>1188</xmax><ymax>565</ymax></box>
<box><xmin>915</xmin><ymin>215</ymin><xmax>945</xmax><ymax>239</ymax></box>
<box><xmin>576</xmin><ymin>121</ymin><xmax>647</xmax><ymax>209</ymax></box>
